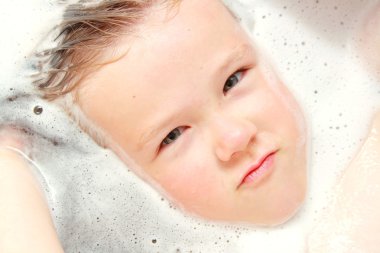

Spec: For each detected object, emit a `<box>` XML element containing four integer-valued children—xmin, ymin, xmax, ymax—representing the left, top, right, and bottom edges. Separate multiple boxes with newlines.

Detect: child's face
<box><xmin>77</xmin><ymin>0</ymin><xmax>308</xmax><ymax>225</ymax></box>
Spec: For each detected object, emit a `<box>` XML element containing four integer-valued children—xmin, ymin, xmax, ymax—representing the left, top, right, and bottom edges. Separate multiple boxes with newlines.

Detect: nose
<box><xmin>213</xmin><ymin>116</ymin><xmax>257</xmax><ymax>162</ymax></box>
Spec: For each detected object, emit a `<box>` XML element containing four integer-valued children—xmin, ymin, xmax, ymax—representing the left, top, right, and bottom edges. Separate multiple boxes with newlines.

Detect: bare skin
<box><xmin>0</xmin><ymin>129</ymin><xmax>64</xmax><ymax>253</ymax></box>
<box><xmin>308</xmin><ymin>111</ymin><xmax>380</xmax><ymax>252</ymax></box>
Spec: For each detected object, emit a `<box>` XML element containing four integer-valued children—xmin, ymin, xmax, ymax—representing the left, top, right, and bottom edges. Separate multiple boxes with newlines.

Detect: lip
<box><xmin>238</xmin><ymin>151</ymin><xmax>277</xmax><ymax>188</ymax></box>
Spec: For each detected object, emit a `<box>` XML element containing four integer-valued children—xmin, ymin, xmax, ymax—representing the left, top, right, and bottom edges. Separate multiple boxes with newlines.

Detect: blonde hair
<box><xmin>31</xmin><ymin>0</ymin><xmax>180</xmax><ymax>146</ymax></box>
<box><xmin>34</xmin><ymin>0</ymin><xmax>179</xmax><ymax>100</ymax></box>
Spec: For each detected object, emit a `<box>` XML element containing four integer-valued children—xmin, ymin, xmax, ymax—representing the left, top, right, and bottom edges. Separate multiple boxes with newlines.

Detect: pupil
<box><xmin>164</xmin><ymin>128</ymin><xmax>181</xmax><ymax>145</ymax></box>
<box><xmin>228</xmin><ymin>77</ymin><xmax>237</xmax><ymax>87</ymax></box>
<box><xmin>224</xmin><ymin>75</ymin><xmax>238</xmax><ymax>92</ymax></box>
<box><xmin>168</xmin><ymin>131</ymin><xmax>177</xmax><ymax>140</ymax></box>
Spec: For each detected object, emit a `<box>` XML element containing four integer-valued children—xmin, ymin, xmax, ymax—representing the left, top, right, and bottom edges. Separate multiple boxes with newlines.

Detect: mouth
<box><xmin>238</xmin><ymin>151</ymin><xmax>277</xmax><ymax>188</ymax></box>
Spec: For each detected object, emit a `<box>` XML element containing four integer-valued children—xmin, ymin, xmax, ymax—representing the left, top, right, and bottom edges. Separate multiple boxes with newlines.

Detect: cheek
<box><xmin>152</xmin><ymin>157</ymin><xmax>217</xmax><ymax>206</ymax></box>
<box><xmin>249</xmin><ymin>89</ymin><xmax>294</xmax><ymax>132</ymax></box>
<box><xmin>265</xmin><ymin>84</ymin><xmax>306</xmax><ymax>141</ymax></box>
<box><xmin>254</xmin><ymin>67</ymin><xmax>305</xmax><ymax>134</ymax></box>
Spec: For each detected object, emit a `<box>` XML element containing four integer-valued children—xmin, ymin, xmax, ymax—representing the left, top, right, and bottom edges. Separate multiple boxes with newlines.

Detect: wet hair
<box><xmin>31</xmin><ymin>0</ymin><xmax>180</xmax><ymax>147</ymax></box>
<box><xmin>34</xmin><ymin>0</ymin><xmax>180</xmax><ymax>101</ymax></box>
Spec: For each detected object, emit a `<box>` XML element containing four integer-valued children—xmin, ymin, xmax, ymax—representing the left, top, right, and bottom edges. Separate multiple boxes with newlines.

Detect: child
<box><xmin>1</xmin><ymin>0</ymin><xmax>316</xmax><ymax>251</ymax></box>
<box><xmin>36</xmin><ymin>0</ymin><xmax>308</xmax><ymax>226</ymax></box>
<box><xmin>2</xmin><ymin>0</ymin><xmax>380</xmax><ymax>252</ymax></box>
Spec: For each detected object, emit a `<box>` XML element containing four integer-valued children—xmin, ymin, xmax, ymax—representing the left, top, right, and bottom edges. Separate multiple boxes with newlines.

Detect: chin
<box><xmin>268</xmin><ymin>203</ymin><xmax>305</xmax><ymax>227</ymax></box>
<box><xmin>270</xmin><ymin>188</ymin><xmax>307</xmax><ymax>226</ymax></box>
<box><xmin>252</xmin><ymin>186</ymin><xmax>307</xmax><ymax>227</ymax></box>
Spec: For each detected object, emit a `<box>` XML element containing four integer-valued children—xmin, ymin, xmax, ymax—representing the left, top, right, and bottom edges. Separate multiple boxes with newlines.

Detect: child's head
<box><xmin>37</xmin><ymin>0</ymin><xmax>308</xmax><ymax>226</ymax></box>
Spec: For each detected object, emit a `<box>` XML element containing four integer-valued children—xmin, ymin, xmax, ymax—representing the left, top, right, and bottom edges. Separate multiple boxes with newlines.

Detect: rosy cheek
<box><xmin>155</xmin><ymin>162</ymin><xmax>212</xmax><ymax>205</ymax></box>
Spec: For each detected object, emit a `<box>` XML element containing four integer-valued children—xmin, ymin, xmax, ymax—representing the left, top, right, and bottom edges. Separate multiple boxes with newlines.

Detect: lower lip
<box><xmin>241</xmin><ymin>153</ymin><xmax>276</xmax><ymax>186</ymax></box>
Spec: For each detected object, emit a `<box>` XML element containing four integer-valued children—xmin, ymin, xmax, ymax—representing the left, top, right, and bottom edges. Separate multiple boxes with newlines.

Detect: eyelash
<box><xmin>159</xmin><ymin>70</ymin><xmax>245</xmax><ymax>150</ymax></box>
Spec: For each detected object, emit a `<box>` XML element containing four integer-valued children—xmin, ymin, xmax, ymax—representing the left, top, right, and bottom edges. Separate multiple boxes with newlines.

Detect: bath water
<box><xmin>0</xmin><ymin>0</ymin><xmax>379</xmax><ymax>252</ymax></box>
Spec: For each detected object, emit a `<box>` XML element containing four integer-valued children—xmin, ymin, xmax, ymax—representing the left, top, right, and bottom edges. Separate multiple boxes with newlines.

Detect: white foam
<box><xmin>1</xmin><ymin>0</ymin><xmax>379</xmax><ymax>252</ymax></box>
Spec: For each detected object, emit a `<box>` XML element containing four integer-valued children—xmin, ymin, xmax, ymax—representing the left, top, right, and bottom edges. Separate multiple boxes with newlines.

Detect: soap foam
<box><xmin>0</xmin><ymin>0</ymin><xmax>379</xmax><ymax>252</ymax></box>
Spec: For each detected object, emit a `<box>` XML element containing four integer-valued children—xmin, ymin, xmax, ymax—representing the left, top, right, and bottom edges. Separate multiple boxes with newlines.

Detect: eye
<box><xmin>160</xmin><ymin>127</ymin><xmax>185</xmax><ymax>148</ymax></box>
<box><xmin>223</xmin><ymin>71</ymin><xmax>243</xmax><ymax>93</ymax></box>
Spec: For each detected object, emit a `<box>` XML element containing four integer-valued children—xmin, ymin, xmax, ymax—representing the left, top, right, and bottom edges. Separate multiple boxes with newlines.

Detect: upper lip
<box><xmin>238</xmin><ymin>151</ymin><xmax>276</xmax><ymax>188</ymax></box>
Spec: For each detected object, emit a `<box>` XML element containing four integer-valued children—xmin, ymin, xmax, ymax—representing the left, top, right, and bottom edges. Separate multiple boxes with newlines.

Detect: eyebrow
<box><xmin>137</xmin><ymin>43</ymin><xmax>254</xmax><ymax>151</ymax></box>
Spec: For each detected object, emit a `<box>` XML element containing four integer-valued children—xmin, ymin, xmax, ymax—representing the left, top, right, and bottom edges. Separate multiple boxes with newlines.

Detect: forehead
<box><xmin>78</xmin><ymin>0</ymin><xmax>253</xmax><ymax>151</ymax></box>
<box><xmin>101</xmin><ymin>0</ymin><xmax>247</xmax><ymax>90</ymax></box>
